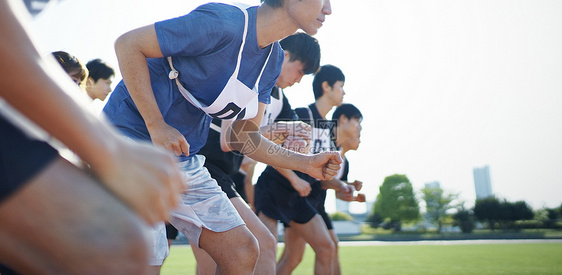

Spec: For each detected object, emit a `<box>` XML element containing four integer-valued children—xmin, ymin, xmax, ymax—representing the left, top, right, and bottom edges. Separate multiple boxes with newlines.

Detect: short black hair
<box><xmin>312</xmin><ymin>65</ymin><xmax>345</xmax><ymax>100</ymax></box>
<box><xmin>279</xmin><ymin>32</ymin><xmax>321</xmax><ymax>75</ymax></box>
<box><xmin>52</xmin><ymin>51</ymin><xmax>88</xmax><ymax>83</ymax></box>
<box><xmin>261</xmin><ymin>0</ymin><xmax>284</xmax><ymax>8</ymax></box>
<box><xmin>332</xmin><ymin>103</ymin><xmax>363</xmax><ymax>121</ymax></box>
<box><xmin>86</xmin><ymin>58</ymin><xmax>115</xmax><ymax>82</ymax></box>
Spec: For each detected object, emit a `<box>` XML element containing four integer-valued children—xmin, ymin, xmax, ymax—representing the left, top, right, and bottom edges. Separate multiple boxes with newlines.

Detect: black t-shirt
<box><xmin>198</xmin><ymin>117</ymin><xmax>244</xmax><ymax>175</ymax></box>
<box><xmin>263</xmin><ymin>86</ymin><xmax>298</xmax><ymax>125</ymax></box>
<box><xmin>294</xmin><ymin>104</ymin><xmax>337</xmax><ymax>154</ymax></box>
<box><xmin>260</xmin><ymin>103</ymin><xmax>338</xmax><ymax>186</ymax></box>
<box><xmin>340</xmin><ymin>157</ymin><xmax>350</xmax><ymax>182</ymax></box>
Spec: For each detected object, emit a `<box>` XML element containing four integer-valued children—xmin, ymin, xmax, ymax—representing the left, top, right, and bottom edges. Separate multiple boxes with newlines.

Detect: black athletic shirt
<box><xmin>258</xmin><ymin>103</ymin><xmax>337</xmax><ymax>189</ymax></box>
<box><xmin>254</xmin><ymin>103</ymin><xmax>337</xmax><ymax>224</ymax></box>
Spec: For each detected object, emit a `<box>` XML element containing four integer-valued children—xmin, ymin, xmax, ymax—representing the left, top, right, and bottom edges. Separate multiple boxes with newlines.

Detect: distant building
<box><xmin>424</xmin><ymin>181</ymin><xmax>441</xmax><ymax>189</ymax></box>
<box><xmin>473</xmin><ymin>165</ymin><xmax>493</xmax><ymax>199</ymax></box>
<box><xmin>335</xmin><ymin>199</ymin><xmax>350</xmax><ymax>213</ymax></box>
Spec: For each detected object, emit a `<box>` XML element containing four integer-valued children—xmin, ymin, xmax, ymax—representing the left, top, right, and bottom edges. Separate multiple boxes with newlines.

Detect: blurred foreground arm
<box><xmin>0</xmin><ymin>0</ymin><xmax>183</xmax><ymax>225</ymax></box>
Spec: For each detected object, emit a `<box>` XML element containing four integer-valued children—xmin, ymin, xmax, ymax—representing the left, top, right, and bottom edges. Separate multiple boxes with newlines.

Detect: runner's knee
<box><xmin>238</xmin><ymin>233</ymin><xmax>259</xmax><ymax>263</ymax></box>
<box><xmin>215</xmin><ymin>233</ymin><xmax>259</xmax><ymax>273</ymax></box>
<box><xmin>286</xmin><ymin>250</ymin><xmax>304</xmax><ymax>269</ymax></box>
<box><xmin>85</xmin><ymin>220</ymin><xmax>150</xmax><ymax>274</ymax></box>
<box><xmin>314</xmin><ymin>238</ymin><xmax>336</xmax><ymax>259</ymax></box>
<box><xmin>257</xmin><ymin>230</ymin><xmax>277</xmax><ymax>257</ymax></box>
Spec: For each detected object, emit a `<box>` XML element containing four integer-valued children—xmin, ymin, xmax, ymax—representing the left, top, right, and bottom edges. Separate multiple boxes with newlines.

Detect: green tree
<box><xmin>538</xmin><ymin>207</ymin><xmax>559</xmax><ymax>228</ymax></box>
<box><xmin>473</xmin><ymin>197</ymin><xmax>501</xmax><ymax>230</ymax></box>
<box><xmin>548</xmin><ymin>207</ymin><xmax>560</xmax><ymax>220</ymax></box>
<box><xmin>421</xmin><ymin>186</ymin><xmax>459</xmax><ymax>233</ymax></box>
<box><xmin>330</xmin><ymin>211</ymin><xmax>353</xmax><ymax>221</ymax></box>
<box><xmin>366</xmin><ymin>211</ymin><xmax>383</xmax><ymax>228</ymax></box>
<box><xmin>509</xmin><ymin>201</ymin><xmax>534</xmax><ymax>220</ymax></box>
<box><xmin>453</xmin><ymin>207</ymin><xmax>475</xmax><ymax>233</ymax></box>
<box><xmin>495</xmin><ymin>199</ymin><xmax>533</xmax><ymax>229</ymax></box>
<box><xmin>474</xmin><ymin>197</ymin><xmax>534</xmax><ymax>230</ymax></box>
<box><xmin>373</xmin><ymin>174</ymin><xmax>420</xmax><ymax>231</ymax></box>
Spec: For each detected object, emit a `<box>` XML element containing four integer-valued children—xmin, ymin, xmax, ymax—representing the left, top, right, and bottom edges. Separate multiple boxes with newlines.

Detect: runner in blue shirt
<box><xmin>103</xmin><ymin>0</ymin><xmax>337</xmax><ymax>273</ymax></box>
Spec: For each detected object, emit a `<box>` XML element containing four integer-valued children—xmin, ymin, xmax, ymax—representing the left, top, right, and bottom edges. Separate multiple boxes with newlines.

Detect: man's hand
<box><xmin>336</xmin><ymin>184</ymin><xmax>355</xmax><ymax>201</ymax></box>
<box><xmin>290</xmin><ymin>177</ymin><xmax>312</xmax><ymax>197</ymax></box>
<box><xmin>355</xmin><ymin>193</ymin><xmax>366</xmax><ymax>203</ymax></box>
<box><xmin>304</xmin><ymin>151</ymin><xmax>342</xmax><ymax>180</ymax></box>
<box><xmin>147</xmin><ymin>122</ymin><xmax>190</xmax><ymax>156</ymax></box>
<box><xmin>349</xmin><ymin>180</ymin><xmax>363</xmax><ymax>192</ymax></box>
<box><xmin>94</xmin><ymin>138</ymin><xmax>185</xmax><ymax>225</ymax></box>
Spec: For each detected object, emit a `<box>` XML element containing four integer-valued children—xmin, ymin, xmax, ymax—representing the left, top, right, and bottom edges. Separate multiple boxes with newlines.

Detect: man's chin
<box><xmin>278</xmin><ymin>83</ymin><xmax>291</xmax><ymax>89</ymax></box>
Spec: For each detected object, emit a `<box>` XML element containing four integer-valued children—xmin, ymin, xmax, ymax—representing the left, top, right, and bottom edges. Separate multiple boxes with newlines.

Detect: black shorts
<box><xmin>0</xmin><ymin>116</ymin><xmax>58</xmax><ymax>203</ymax></box>
<box><xmin>0</xmin><ymin>262</ymin><xmax>18</xmax><ymax>275</ymax></box>
<box><xmin>317</xmin><ymin>206</ymin><xmax>334</xmax><ymax>230</ymax></box>
<box><xmin>204</xmin><ymin>162</ymin><xmax>239</xmax><ymax>199</ymax></box>
<box><xmin>230</xmin><ymin>171</ymin><xmax>248</xmax><ymax>202</ymax></box>
<box><xmin>254</xmin><ymin>166</ymin><xmax>318</xmax><ymax>225</ymax></box>
<box><xmin>165</xmin><ymin>223</ymin><xmax>179</xmax><ymax>240</ymax></box>
<box><xmin>283</xmin><ymin>209</ymin><xmax>333</xmax><ymax>230</ymax></box>
<box><xmin>308</xmin><ymin>184</ymin><xmax>333</xmax><ymax>229</ymax></box>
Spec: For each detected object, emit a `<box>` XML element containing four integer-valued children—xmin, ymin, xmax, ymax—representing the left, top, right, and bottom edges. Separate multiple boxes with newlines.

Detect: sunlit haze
<box><xmin>31</xmin><ymin>0</ymin><xmax>562</xmax><ymax>212</ymax></box>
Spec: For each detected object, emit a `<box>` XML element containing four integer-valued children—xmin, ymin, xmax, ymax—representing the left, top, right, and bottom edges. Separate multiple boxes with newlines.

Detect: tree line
<box><xmin>365</xmin><ymin>174</ymin><xmax>562</xmax><ymax>233</ymax></box>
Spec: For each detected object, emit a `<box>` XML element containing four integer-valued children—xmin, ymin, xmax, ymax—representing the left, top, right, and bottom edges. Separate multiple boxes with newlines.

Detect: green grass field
<box><xmin>161</xmin><ymin>242</ymin><xmax>562</xmax><ymax>274</ymax></box>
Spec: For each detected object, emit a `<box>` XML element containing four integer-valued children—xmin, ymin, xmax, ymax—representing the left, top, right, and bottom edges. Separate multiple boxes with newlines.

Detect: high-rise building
<box><xmin>473</xmin><ymin>165</ymin><xmax>493</xmax><ymax>199</ymax></box>
<box><xmin>425</xmin><ymin>181</ymin><xmax>441</xmax><ymax>189</ymax></box>
<box><xmin>335</xmin><ymin>196</ymin><xmax>350</xmax><ymax>213</ymax></box>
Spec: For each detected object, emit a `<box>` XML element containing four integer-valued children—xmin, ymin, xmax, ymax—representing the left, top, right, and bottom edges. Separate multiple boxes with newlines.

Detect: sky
<box><xmin>30</xmin><ymin>0</ymin><xmax>562</xmax><ymax>212</ymax></box>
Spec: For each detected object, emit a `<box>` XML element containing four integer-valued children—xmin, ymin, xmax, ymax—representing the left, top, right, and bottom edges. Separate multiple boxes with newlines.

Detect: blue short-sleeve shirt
<box><xmin>103</xmin><ymin>3</ymin><xmax>284</xmax><ymax>161</ymax></box>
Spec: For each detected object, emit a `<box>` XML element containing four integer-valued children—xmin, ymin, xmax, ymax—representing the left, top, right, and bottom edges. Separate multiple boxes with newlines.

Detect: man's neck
<box><xmin>336</xmin><ymin>132</ymin><xmax>352</xmax><ymax>155</ymax></box>
<box><xmin>314</xmin><ymin>97</ymin><xmax>334</xmax><ymax>119</ymax></box>
<box><xmin>256</xmin><ymin>5</ymin><xmax>298</xmax><ymax>49</ymax></box>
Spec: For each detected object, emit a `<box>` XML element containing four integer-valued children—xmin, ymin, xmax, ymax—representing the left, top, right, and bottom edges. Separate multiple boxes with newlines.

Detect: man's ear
<box><xmin>339</xmin><ymin>116</ymin><xmax>349</xmax><ymax>125</ymax></box>
<box><xmin>321</xmin><ymin>80</ymin><xmax>331</xmax><ymax>94</ymax></box>
<box><xmin>86</xmin><ymin>77</ymin><xmax>95</xmax><ymax>86</ymax></box>
<box><xmin>282</xmin><ymin>51</ymin><xmax>292</xmax><ymax>68</ymax></box>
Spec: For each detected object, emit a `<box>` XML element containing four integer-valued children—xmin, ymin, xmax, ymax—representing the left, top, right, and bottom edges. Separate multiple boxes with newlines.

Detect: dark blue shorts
<box><xmin>165</xmin><ymin>223</ymin><xmax>179</xmax><ymax>240</ymax></box>
<box><xmin>0</xmin><ymin>261</ymin><xmax>18</xmax><ymax>275</ymax></box>
<box><xmin>204</xmin><ymin>162</ymin><xmax>239</xmax><ymax>199</ymax></box>
<box><xmin>283</xmin><ymin>209</ymin><xmax>333</xmax><ymax>230</ymax></box>
<box><xmin>230</xmin><ymin>171</ymin><xmax>248</xmax><ymax>202</ymax></box>
<box><xmin>283</xmin><ymin>186</ymin><xmax>334</xmax><ymax>230</ymax></box>
<box><xmin>317</xmin><ymin>206</ymin><xmax>333</xmax><ymax>230</ymax></box>
<box><xmin>254</xmin><ymin>166</ymin><xmax>318</xmax><ymax>225</ymax></box>
<box><xmin>309</xmin><ymin>183</ymin><xmax>333</xmax><ymax>230</ymax></box>
<box><xmin>0</xmin><ymin>115</ymin><xmax>58</xmax><ymax>203</ymax></box>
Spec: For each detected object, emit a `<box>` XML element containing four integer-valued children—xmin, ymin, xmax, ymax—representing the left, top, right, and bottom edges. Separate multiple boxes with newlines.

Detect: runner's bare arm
<box><xmin>114</xmin><ymin>24</ymin><xmax>190</xmax><ymax>156</ymax></box>
<box><xmin>226</xmin><ymin>103</ymin><xmax>342</xmax><ymax>180</ymax></box>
